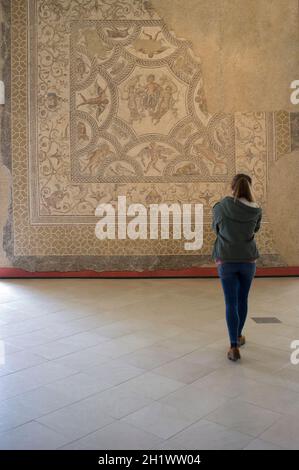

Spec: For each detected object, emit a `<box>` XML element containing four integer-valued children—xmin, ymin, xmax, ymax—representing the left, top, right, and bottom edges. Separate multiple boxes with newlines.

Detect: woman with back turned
<box><xmin>212</xmin><ymin>174</ymin><xmax>262</xmax><ymax>362</ymax></box>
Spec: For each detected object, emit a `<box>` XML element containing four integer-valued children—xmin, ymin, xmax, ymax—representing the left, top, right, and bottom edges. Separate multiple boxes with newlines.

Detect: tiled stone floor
<box><xmin>0</xmin><ymin>277</ymin><xmax>299</xmax><ymax>450</ymax></box>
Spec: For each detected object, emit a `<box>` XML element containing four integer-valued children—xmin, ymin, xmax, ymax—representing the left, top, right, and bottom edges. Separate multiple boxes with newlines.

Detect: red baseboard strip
<box><xmin>0</xmin><ymin>266</ymin><xmax>298</xmax><ymax>278</ymax></box>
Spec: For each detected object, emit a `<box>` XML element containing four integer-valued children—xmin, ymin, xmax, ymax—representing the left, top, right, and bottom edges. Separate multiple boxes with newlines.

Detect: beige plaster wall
<box><xmin>267</xmin><ymin>151</ymin><xmax>299</xmax><ymax>266</ymax></box>
<box><xmin>152</xmin><ymin>0</ymin><xmax>299</xmax><ymax>114</ymax></box>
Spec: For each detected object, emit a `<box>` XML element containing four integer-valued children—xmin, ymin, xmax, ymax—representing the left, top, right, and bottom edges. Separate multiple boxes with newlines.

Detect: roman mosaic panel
<box><xmin>3</xmin><ymin>0</ymin><xmax>299</xmax><ymax>271</ymax></box>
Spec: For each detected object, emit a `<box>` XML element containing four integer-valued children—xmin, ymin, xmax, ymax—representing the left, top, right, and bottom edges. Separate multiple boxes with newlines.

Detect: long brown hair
<box><xmin>231</xmin><ymin>173</ymin><xmax>254</xmax><ymax>202</ymax></box>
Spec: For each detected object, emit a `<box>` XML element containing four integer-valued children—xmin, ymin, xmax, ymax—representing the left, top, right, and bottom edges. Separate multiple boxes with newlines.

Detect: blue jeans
<box><xmin>217</xmin><ymin>262</ymin><xmax>256</xmax><ymax>347</ymax></box>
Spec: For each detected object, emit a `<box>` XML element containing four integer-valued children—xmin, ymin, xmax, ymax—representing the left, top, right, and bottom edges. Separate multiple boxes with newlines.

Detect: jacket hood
<box><xmin>219</xmin><ymin>196</ymin><xmax>261</xmax><ymax>222</ymax></box>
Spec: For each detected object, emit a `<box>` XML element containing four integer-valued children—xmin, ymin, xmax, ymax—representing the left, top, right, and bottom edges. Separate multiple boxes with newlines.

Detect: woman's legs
<box><xmin>218</xmin><ymin>263</ymin><xmax>240</xmax><ymax>348</ymax></box>
<box><xmin>237</xmin><ymin>263</ymin><xmax>256</xmax><ymax>338</ymax></box>
<box><xmin>218</xmin><ymin>262</ymin><xmax>256</xmax><ymax>349</ymax></box>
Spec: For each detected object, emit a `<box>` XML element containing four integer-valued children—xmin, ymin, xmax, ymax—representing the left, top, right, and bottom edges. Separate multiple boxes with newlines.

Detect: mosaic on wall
<box><xmin>3</xmin><ymin>0</ymin><xmax>299</xmax><ymax>271</ymax></box>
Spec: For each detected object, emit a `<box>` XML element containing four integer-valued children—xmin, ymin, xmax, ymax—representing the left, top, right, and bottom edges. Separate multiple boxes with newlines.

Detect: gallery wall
<box><xmin>0</xmin><ymin>0</ymin><xmax>298</xmax><ymax>273</ymax></box>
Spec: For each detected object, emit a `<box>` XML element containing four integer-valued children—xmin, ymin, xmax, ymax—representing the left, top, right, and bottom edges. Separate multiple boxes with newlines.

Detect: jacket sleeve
<box><xmin>254</xmin><ymin>211</ymin><xmax>262</xmax><ymax>233</ymax></box>
<box><xmin>212</xmin><ymin>202</ymin><xmax>222</xmax><ymax>234</ymax></box>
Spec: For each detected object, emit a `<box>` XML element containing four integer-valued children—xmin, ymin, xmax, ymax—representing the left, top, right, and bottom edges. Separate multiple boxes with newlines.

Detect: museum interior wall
<box><xmin>0</xmin><ymin>0</ymin><xmax>298</xmax><ymax>273</ymax></box>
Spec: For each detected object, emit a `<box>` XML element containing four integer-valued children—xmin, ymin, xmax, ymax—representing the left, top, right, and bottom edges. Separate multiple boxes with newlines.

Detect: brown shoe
<box><xmin>227</xmin><ymin>347</ymin><xmax>241</xmax><ymax>362</ymax></box>
<box><xmin>238</xmin><ymin>335</ymin><xmax>246</xmax><ymax>347</ymax></box>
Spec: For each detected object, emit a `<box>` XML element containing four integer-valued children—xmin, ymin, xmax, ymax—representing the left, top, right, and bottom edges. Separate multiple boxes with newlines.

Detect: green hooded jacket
<box><xmin>212</xmin><ymin>196</ymin><xmax>262</xmax><ymax>262</ymax></box>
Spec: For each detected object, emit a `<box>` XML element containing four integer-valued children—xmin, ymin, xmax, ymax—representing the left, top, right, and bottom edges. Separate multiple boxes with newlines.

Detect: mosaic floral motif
<box><xmin>274</xmin><ymin>111</ymin><xmax>291</xmax><ymax>159</ymax></box>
